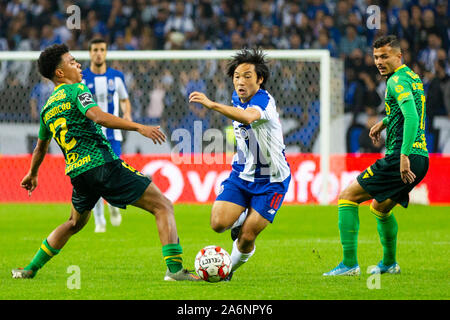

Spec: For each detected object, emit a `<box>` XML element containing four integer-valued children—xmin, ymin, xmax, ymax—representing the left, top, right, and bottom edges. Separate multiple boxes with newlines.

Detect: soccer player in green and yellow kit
<box><xmin>324</xmin><ymin>35</ymin><xmax>429</xmax><ymax>276</ymax></box>
<box><xmin>12</xmin><ymin>44</ymin><xmax>200</xmax><ymax>281</ymax></box>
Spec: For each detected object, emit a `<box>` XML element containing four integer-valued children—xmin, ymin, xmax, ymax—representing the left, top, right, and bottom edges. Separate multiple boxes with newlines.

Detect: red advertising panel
<box><xmin>0</xmin><ymin>154</ymin><xmax>448</xmax><ymax>205</ymax></box>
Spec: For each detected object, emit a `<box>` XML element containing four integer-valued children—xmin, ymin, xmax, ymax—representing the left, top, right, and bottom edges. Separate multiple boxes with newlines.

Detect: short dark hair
<box><xmin>373</xmin><ymin>35</ymin><xmax>401</xmax><ymax>50</ymax></box>
<box><xmin>226</xmin><ymin>48</ymin><xmax>270</xmax><ymax>89</ymax></box>
<box><xmin>88</xmin><ymin>38</ymin><xmax>107</xmax><ymax>51</ymax></box>
<box><xmin>37</xmin><ymin>43</ymin><xmax>69</xmax><ymax>80</ymax></box>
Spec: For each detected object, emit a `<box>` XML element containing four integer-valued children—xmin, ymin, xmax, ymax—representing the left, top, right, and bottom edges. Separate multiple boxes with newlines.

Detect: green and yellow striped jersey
<box><xmin>384</xmin><ymin>64</ymin><xmax>428</xmax><ymax>157</ymax></box>
<box><xmin>38</xmin><ymin>83</ymin><xmax>118</xmax><ymax>178</ymax></box>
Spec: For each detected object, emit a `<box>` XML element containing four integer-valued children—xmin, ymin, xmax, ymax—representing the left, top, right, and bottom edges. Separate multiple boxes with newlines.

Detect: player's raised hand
<box><xmin>369</xmin><ymin>120</ymin><xmax>385</xmax><ymax>145</ymax></box>
<box><xmin>137</xmin><ymin>125</ymin><xmax>166</xmax><ymax>145</ymax></box>
<box><xmin>189</xmin><ymin>91</ymin><xmax>214</xmax><ymax>109</ymax></box>
<box><xmin>21</xmin><ymin>173</ymin><xmax>38</xmax><ymax>197</ymax></box>
<box><xmin>400</xmin><ymin>154</ymin><xmax>416</xmax><ymax>184</ymax></box>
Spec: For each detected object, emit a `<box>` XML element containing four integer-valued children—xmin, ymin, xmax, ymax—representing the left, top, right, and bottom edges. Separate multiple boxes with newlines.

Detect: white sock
<box><xmin>93</xmin><ymin>198</ymin><xmax>106</xmax><ymax>226</ymax></box>
<box><xmin>107</xmin><ymin>203</ymin><xmax>120</xmax><ymax>216</ymax></box>
<box><xmin>108</xmin><ymin>203</ymin><xmax>122</xmax><ymax>226</ymax></box>
<box><xmin>231</xmin><ymin>209</ymin><xmax>248</xmax><ymax>229</ymax></box>
<box><xmin>230</xmin><ymin>239</ymin><xmax>255</xmax><ymax>272</ymax></box>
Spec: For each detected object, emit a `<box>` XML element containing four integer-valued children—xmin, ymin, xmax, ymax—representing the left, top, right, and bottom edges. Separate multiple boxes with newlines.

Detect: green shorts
<box><xmin>70</xmin><ymin>159</ymin><xmax>151</xmax><ymax>213</ymax></box>
<box><xmin>356</xmin><ymin>153</ymin><xmax>429</xmax><ymax>208</ymax></box>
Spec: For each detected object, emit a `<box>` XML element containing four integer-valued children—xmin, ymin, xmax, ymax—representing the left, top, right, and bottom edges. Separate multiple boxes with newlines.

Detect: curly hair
<box><xmin>226</xmin><ymin>48</ymin><xmax>270</xmax><ymax>89</ymax></box>
<box><xmin>37</xmin><ymin>44</ymin><xmax>69</xmax><ymax>80</ymax></box>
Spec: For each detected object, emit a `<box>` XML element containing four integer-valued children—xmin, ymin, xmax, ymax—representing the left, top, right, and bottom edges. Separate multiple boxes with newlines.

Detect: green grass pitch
<box><xmin>0</xmin><ymin>203</ymin><xmax>448</xmax><ymax>300</ymax></box>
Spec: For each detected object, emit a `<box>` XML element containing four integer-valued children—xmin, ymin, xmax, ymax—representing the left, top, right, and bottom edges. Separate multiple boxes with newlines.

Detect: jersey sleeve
<box><xmin>249</xmin><ymin>91</ymin><xmax>273</xmax><ymax>121</ymax></box>
<box><xmin>75</xmin><ymin>83</ymin><xmax>98</xmax><ymax>115</ymax></box>
<box><xmin>388</xmin><ymin>77</ymin><xmax>414</xmax><ymax>105</ymax></box>
<box><xmin>116</xmin><ymin>73</ymin><xmax>129</xmax><ymax>100</ymax></box>
<box><xmin>399</xmin><ymin>98</ymin><xmax>419</xmax><ymax>156</ymax></box>
<box><xmin>388</xmin><ymin>77</ymin><xmax>419</xmax><ymax>156</ymax></box>
<box><xmin>38</xmin><ymin>116</ymin><xmax>52</xmax><ymax>141</ymax></box>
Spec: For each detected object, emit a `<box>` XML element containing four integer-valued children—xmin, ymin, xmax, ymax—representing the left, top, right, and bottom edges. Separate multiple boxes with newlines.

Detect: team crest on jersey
<box><xmin>239</xmin><ymin>127</ymin><xmax>249</xmax><ymax>140</ymax></box>
<box><xmin>395</xmin><ymin>85</ymin><xmax>404</xmax><ymax>93</ymax></box>
<box><xmin>78</xmin><ymin>92</ymin><xmax>95</xmax><ymax>108</ymax></box>
<box><xmin>108</xmin><ymin>79</ymin><xmax>115</xmax><ymax>91</ymax></box>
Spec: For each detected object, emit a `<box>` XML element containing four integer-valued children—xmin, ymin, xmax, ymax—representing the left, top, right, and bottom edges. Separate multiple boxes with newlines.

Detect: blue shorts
<box><xmin>109</xmin><ymin>139</ymin><xmax>122</xmax><ymax>158</ymax></box>
<box><xmin>216</xmin><ymin>171</ymin><xmax>291</xmax><ymax>223</ymax></box>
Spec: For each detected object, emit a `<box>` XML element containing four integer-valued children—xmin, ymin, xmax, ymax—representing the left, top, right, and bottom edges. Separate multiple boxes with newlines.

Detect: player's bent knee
<box><xmin>370</xmin><ymin>200</ymin><xmax>395</xmax><ymax>219</ymax></box>
<box><xmin>67</xmin><ymin>218</ymin><xmax>85</xmax><ymax>234</ymax></box>
<box><xmin>67</xmin><ymin>210</ymin><xmax>89</xmax><ymax>234</ymax></box>
<box><xmin>161</xmin><ymin>195</ymin><xmax>174</xmax><ymax>213</ymax></box>
<box><xmin>153</xmin><ymin>196</ymin><xmax>174</xmax><ymax>217</ymax></box>
<box><xmin>338</xmin><ymin>188</ymin><xmax>354</xmax><ymax>201</ymax></box>
<box><xmin>210</xmin><ymin>217</ymin><xmax>226</xmax><ymax>233</ymax></box>
<box><xmin>210</xmin><ymin>211</ymin><xmax>228</xmax><ymax>233</ymax></box>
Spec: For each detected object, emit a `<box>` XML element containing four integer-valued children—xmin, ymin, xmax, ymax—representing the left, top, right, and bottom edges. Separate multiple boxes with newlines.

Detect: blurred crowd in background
<box><xmin>0</xmin><ymin>0</ymin><xmax>449</xmax><ymax>152</ymax></box>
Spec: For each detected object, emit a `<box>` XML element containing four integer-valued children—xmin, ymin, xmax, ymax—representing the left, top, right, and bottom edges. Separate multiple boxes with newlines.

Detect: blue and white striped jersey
<box><xmin>231</xmin><ymin>89</ymin><xmax>291</xmax><ymax>183</ymax></box>
<box><xmin>81</xmin><ymin>67</ymin><xmax>129</xmax><ymax>141</ymax></box>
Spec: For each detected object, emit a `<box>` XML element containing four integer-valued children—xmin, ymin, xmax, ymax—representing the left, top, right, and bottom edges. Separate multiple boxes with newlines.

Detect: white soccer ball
<box><xmin>195</xmin><ymin>245</ymin><xmax>232</xmax><ymax>282</ymax></box>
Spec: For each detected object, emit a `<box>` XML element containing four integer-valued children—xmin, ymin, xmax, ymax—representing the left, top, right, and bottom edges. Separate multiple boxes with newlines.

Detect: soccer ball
<box><xmin>195</xmin><ymin>245</ymin><xmax>232</xmax><ymax>282</ymax></box>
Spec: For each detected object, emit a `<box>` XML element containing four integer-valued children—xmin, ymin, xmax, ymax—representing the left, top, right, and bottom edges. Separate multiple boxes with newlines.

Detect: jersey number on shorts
<box><xmin>270</xmin><ymin>193</ymin><xmax>283</xmax><ymax>210</ymax></box>
<box><xmin>49</xmin><ymin>117</ymin><xmax>77</xmax><ymax>152</ymax></box>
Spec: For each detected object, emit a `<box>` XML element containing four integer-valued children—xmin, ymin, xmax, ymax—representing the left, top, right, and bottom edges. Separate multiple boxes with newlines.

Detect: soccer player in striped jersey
<box><xmin>12</xmin><ymin>44</ymin><xmax>200</xmax><ymax>281</ymax></box>
<box><xmin>324</xmin><ymin>35</ymin><xmax>429</xmax><ymax>276</ymax></box>
<box><xmin>82</xmin><ymin>38</ymin><xmax>133</xmax><ymax>233</ymax></box>
<box><xmin>189</xmin><ymin>48</ymin><xmax>291</xmax><ymax>280</ymax></box>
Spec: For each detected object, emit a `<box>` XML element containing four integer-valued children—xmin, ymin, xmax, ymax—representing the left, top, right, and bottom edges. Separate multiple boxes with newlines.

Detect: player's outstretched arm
<box><xmin>85</xmin><ymin>106</ymin><xmax>165</xmax><ymax>144</ymax></box>
<box><xmin>21</xmin><ymin>138</ymin><xmax>51</xmax><ymax>196</ymax></box>
<box><xmin>189</xmin><ymin>91</ymin><xmax>260</xmax><ymax>125</ymax></box>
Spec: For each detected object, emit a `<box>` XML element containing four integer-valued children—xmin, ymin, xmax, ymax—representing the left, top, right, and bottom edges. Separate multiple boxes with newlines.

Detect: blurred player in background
<box><xmin>82</xmin><ymin>38</ymin><xmax>132</xmax><ymax>233</ymax></box>
<box><xmin>13</xmin><ymin>44</ymin><xmax>200</xmax><ymax>281</ymax></box>
<box><xmin>189</xmin><ymin>48</ymin><xmax>291</xmax><ymax>280</ymax></box>
<box><xmin>324</xmin><ymin>35</ymin><xmax>429</xmax><ymax>276</ymax></box>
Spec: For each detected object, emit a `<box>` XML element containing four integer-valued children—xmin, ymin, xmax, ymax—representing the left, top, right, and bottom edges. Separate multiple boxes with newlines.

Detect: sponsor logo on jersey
<box><xmin>66</xmin><ymin>152</ymin><xmax>79</xmax><ymax>164</ymax></box>
<box><xmin>78</xmin><ymin>92</ymin><xmax>95</xmax><ymax>108</ymax></box>
<box><xmin>65</xmin><ymin>155</ymin><xmax>91</xmax><ymax>174</ymax></box>
<box><xmin>397</xmin><ymin>92</ymin><xmax>411</xmax><ymax>101</ymax></box>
